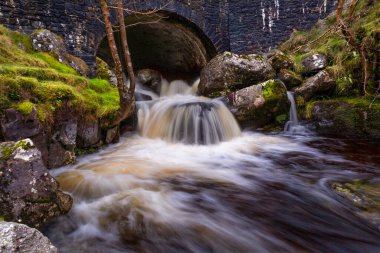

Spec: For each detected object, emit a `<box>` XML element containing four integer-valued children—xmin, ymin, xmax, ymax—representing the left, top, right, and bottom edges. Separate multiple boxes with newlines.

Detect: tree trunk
<box><xmin>117</xmin><ymin>0</ymin><xmax>136</xmax><ymax>95</ymax></box>
<box><xmin>100</xmin><ymin>0</ymin><xmax>134</xmax><ymax>126</ymax></box>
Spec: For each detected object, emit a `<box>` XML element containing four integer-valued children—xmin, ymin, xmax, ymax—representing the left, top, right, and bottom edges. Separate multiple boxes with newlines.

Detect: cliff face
<box><xmin>0</xmin><ymin>0</ymin><xmax>335</xmax><ymax>68</ymax></box>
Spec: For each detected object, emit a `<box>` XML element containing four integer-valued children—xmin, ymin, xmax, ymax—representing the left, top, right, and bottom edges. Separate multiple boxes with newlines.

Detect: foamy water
<box><xmin>45</xmin><ymin>79</ymin><xmax>380</xmax><ymax>253</ymax></box>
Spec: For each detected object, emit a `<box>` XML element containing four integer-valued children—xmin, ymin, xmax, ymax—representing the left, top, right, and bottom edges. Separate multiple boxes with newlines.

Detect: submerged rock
<box><xmin>295</xmin><ymin>70</ymin><xmax>335</xmax><ymax>101</ymax></box>
<box><xmin>226</xmin><ymin>79</ymin><xmax>288</xmax><ymax>128</ymax></box>
<box><xmin>0</xmin><ymin>222</ymin><xmax>58</xmax><ymax>253</ymax></box>
<box><xmin>0</xmin><ymin>139</ymin><xmax>72</xmax><ymax>228</ymax></box>
<box><xmin>199</xmin><ymin>52</ymin><xmax>275</xmax><ymax>97</ymax></box>
<box><xmin>300</xmin><ymin>53</ymin><xmax>327</xmax><ymax>75</ymax></box>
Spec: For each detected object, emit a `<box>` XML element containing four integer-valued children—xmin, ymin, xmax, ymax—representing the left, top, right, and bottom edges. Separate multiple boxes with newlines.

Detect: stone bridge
<box><xmin>0</xmin><ymin>0</ymin><xmax>335</xmax><ymax>74</ymax></box>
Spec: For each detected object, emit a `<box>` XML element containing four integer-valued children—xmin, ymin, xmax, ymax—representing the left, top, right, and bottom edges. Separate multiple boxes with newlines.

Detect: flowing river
<box><xmin>45</xmin><ymin>79</ymin><xmax>380</xmax><ymax>253</ymax></box>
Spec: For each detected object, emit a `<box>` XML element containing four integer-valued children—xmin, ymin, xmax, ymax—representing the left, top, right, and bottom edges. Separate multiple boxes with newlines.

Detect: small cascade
<box><xmin>284</xmin><ymin>91</ymin><xmax>308</xmax><ymax>134</ymax></box>
<box><xmin>137</xmin><ymin>78</ymin><xmax>241</xmax><ymax>145</ymax></box>
<box><xmin>284</xmin><ymin>91</ymin><xmax>299</xmax><ymax>131</ymax></box>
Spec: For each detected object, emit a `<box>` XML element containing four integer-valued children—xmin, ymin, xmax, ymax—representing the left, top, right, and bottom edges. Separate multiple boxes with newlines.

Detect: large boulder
<box><xmin>0</xmin><ymin>222</ymin><xmax>58</xmax><ymax>253</ymax></box>
<box><xmin>0</xmin><ymin>139</ymin><xmax>72</xmax><ymax>228</ymax></box>
<box><xmin>31</xmin><ymin>29</ymin><xmax>88</xmax><ymax>76</ymax></box>
<box><xmin>300</xmin><ymin>53</ymin><xmax>327</xmax><ymax>75</ymax></box>
<box><xmin>295</xmin><ymin>70</ymin><xmax>335</xmax><ymax>101</ymax></box>
<box><xmin>306</xmin><ymin>99</ymin><xmax>380</xmax><ymax>139</ymax></box>
<box><xmin>225</xmin><ymin>79</ymin><xmax>289</xmax><ymax>128</ymax></box>
<box><xmin>199</xmin><ymin>52</ymin><xmax>276</xmax><ymax>97</ymax></box>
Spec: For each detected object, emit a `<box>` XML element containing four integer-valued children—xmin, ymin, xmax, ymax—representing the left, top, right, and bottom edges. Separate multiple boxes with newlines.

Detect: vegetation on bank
<box><xmin>279</xmin><ymin>0</ymin><xmax>379</xmax><ymax>131</ymax></box>
<box><xmin>0</xmin><ymin>25</ymin><xmax>119</xmax><ymax>124</ymax></box>
<box><xmin>281</xmin><ymin>0</ymin><xmax>379</xmax><ymax>96</ymax></box>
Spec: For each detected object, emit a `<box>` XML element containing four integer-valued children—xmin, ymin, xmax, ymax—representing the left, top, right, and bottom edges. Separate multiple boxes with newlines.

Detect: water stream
<box><xmin>45</xmin><ymin>79</ymin><xmax>380</xmax><ymax>253</ymax></box>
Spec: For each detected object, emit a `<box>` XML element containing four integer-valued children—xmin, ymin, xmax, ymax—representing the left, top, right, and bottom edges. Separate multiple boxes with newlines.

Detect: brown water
<box><xmin>45</xmin><ymin>79</ymin><xmax>380</xmax><ymax>253</ymax></box>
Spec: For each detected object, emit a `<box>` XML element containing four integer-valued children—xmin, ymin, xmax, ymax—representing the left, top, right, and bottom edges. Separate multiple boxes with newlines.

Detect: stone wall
<box><xmin>0</xmin><ymin>0</ymin><xmax>335</xmax><ymax>68</ymax></box>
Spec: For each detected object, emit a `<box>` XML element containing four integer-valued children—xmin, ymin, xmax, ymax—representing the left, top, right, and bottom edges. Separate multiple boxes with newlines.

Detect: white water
<box><xmin>284</xmin><ymin>91</ymin><xmax>309</xmax><ymax>135</ymax></box>
<box><xmin>46</xmin><ymin>79</ymin><xmax>380</xmax><ymax>253</ymax></box>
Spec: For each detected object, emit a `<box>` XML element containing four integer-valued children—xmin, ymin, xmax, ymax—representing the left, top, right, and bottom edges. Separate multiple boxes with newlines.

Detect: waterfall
<box><xmin>284</xmin><ymin>91</ymin><xmax>298</xmax><ymax>131</ymax></box>
<box><xmin>284</xmin><ymin>91</ymin><xmax>308</xmax><ymax>134</ymax></box>
<box><xmin>137</xmin><ymin>78</ymin><xmax>241</xmax><ymax>145</ymax></box>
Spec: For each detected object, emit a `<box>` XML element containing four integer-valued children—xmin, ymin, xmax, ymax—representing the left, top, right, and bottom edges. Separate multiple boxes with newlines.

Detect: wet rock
<box><xmin>226</xmin><ymin>79</ymin><xmax>288</xmax><ymax>128</ymax></box>
<box><xmin>137</xmin><ymin>69</ymin><xmax>162</xmax><ymax>92</ymax></box>
<box><xmin>0</xmin><ymin>139</ymin><xmax>72</xmax><ymax>228</ymax></box>
<box><xmin>300</xmin><ymin>53</ymin><xmax>327</xmax><ymax>75</ymax></box>
<box><xmin>77</xmin><ymin>119</ymin><xmax>101</xmax><ymax>148</ymax></box>
<box><xmin>105</xmin><ymin>126</ymin><xmax>119</xmax><ymax>144</ymax></box>
<box><xmin>268</xmin><ymin>50</ymin><xmax>294</xmax><ymax>71</ymax></box>
<box><xmin>295</xmin><ymin>70</ymin><xmax>335</xmax><ymax>101</ymax></box>
<box><xmin>306</xmin><ymin>99</ymin><xmax>380</xmax><ymax>139</ymax></box>
<box><xmin>31</xmin><ymin>29</ymin><xmax>88</xmax><ymax>76</ymax></box>
<box><xmin>0</xmin><ymin>222</ymin><xmax>58</xmax><ymax>253</ymax></box>
<box><xmin>48</xmin><ymin>107</ymin><xmax>77</xmax><ymax>168</ymax></box>
<box><xmin>0</xmin><ymin>108</ymin><xmax>49</xmax><ymax>165</ymax></box>
<box><xmin>48</xmin><ymin>142</ymin><xmax>75</xmax><ymax>168</ymax></box>
<box><xmin>278</xmin><ymin>69</ymin><xmax>303</xmax><ymax>89</ymax></box>
<box><xmin>199</xmin><ymin>52</ymin><xmax>276</xmax><ymax>97</ymax></box>
<box><xmin>1</xmin><ymin>108</ymin><xmax>42</xmax><ymax>141</ymax></box>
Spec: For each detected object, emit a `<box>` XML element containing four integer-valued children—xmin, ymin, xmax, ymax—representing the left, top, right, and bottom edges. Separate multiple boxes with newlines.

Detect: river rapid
<box><xmin>45</xmin><ymin>79</ymin><xmax>380</xmax><ymax>253</ymax></box>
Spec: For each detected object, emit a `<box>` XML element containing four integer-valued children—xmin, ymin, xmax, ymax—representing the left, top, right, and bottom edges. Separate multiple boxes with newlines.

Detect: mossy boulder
<box><xmin>295</xmin><ymin>70</ymin><xmax>335</xmax><ymax>101</ymax></box>
<box><xmin>198</xmin><ymin>52</ymin><xmax>275</xmax><ymax>97</ymax></box>
<box><xmin>0</xmin><ymin>139</ymin><xmax>72</xmax><ymax>228</ymax></box>
<box><xmin>278</xmin><ymin>69</ymin><xmax>303</xmax><ymax>89</ymax></box>
<box><xmin>306</xmin><ymin>98</ymin><xmax>380</xmax><ymax>139</ymax></box>
<box><xmin>267</xmin><ymin>50</ymin><xmax>294</xmax><ymax>71</ymax></box>
<box><xmin>31</xmin><ymin>29</ymin><xmax>89</xmax><ymax>76</ymax></box>
<box><xmin>300</xmin><ymin>53</ymin><xmax>327</xmax><ymax>75</ymax></box>
<box><xmin>226</xmin><ymin>79</ymin><xmax>289</xmax><ymax>128</ymax></box>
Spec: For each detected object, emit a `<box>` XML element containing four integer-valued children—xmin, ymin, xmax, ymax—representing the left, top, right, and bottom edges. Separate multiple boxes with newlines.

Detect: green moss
<box><xmin>275</xmin><ymin>114</ymin><xmax>287</xmax><ymax>124</ymax></box>
<box><xmin>262</xmin><ymin>80</ymin><xmax>281</xmax><ymax>100</ymax></box>
<box><xmin>0</xmin><ymin>25</ymin><xmax>120</xmax><ymax>124</ymax></box>
<box><xmin>1</xmin><ymin>140</ymin><xmax>33</xmax><ymax>160</ymax></box>
<box><xmin>16</xmin><ymin>101</ymin><xmax>35</xmax><ymax>115</ymax></box>
<box><xmin>96</xmin><ymin>57</ymin><xmax>111</xmax><ymax>80</ymax></box>
<box><xmin>33</xmin><ymin>52</ymin><xmax>77</xmax><ymax>75</ymax></box>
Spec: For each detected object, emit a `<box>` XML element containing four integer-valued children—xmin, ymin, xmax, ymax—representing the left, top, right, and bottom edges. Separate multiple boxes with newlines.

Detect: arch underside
<box><xmin>97</xmin><ymin>11</ymin><xmax>217</xmax><ymax>76</ymax></box>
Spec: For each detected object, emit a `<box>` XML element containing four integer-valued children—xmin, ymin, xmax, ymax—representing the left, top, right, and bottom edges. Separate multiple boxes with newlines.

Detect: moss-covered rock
<box><xmin>31</xmin><ymin>29</ymin><xmax>89</xmax><ymax>76</ymax></box>
<box><xmin>267</xmin><ymin>50</ymin><xmax>294</xmax><ymax>71</ymax></box>
<box><xmin>295</xmin><ymin>70</ymin><xmax>336</xmax><ymax>101</ymax></box>
<box><xmin>226</xmin><ymin>79</ymin><xmax>289</xmax><ymax>128</ymax></box>
<box><xmin>198</xmin><ymin>52</ymin><xmax>275</xmax><ymax>97</ymax></box>
<box><xmin>0</xmin><ymin>139</ymin><xmax>72</xmax><ymax>228</ymax></box>
<box><xmin>306</xmin><ymin>98</ymin><xmax>380</xmax><ymax>139</ymax></box>
<box><xmin>278</xmin><ymin>69</ymin><xmax>303</xmax><ymax>89</ymax></box>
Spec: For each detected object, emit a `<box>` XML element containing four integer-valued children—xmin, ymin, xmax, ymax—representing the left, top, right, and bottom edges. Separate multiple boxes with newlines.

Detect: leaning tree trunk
<box><xmin>100</xmin><ymin>0</ymin><xmax>134</xmax><ymax>126</ymax></box>
<box><xmin>117</xmin><ymin>0</ymin><xmax>136</xmax><ymax>95</ymax></box>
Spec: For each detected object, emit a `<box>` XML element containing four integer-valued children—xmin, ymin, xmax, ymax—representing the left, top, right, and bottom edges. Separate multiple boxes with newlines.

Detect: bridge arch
<box><xmin>96</xmin><ymin>6</ymin><xmax>218</xmax><ymax>76</ymax></box>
